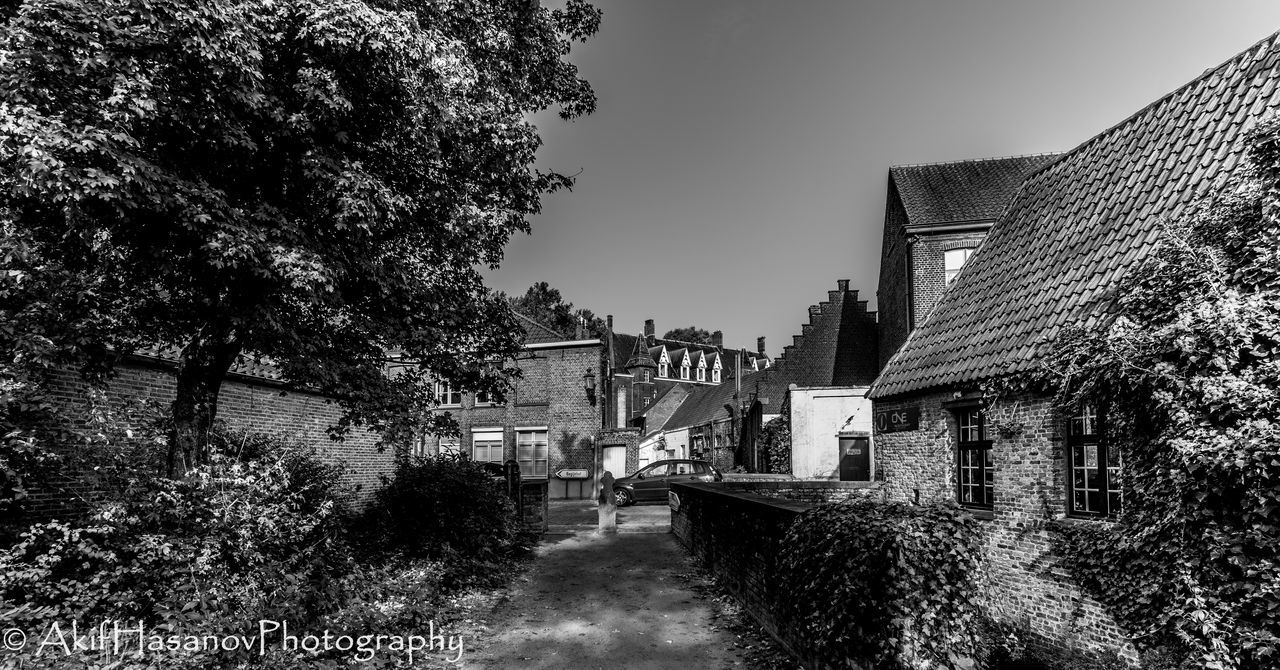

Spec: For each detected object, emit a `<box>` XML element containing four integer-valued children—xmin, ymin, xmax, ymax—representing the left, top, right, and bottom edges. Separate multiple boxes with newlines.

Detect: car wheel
<box><xmin>613</xmin><ymin>488</ymin><xmax>633</xmax><ymax>507</ymax></box>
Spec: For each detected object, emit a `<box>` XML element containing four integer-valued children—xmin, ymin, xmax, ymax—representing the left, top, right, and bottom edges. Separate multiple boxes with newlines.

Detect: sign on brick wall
<box><xmin>875</xmin><ymin>406</ymin><xmax>920</xmax><ymax>433</ymax></box>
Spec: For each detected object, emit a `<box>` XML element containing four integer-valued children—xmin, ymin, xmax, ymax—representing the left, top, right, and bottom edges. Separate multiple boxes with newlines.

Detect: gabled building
<box><xmin>876</xmin><ymin>154</ymin><xmax>1058</xmax><ymax>369</ymax></box>
<box><xmin>869</xmin><ymin>31</ymin><xmax>1280</xmax><ymax>659</ymax></box>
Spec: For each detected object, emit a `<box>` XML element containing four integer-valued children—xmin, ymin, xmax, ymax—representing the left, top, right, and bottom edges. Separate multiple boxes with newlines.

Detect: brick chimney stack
<box><xmin>757</xmin><ymin>337</ymin><xmax>766</xmax><ymax>357</ymax></box>
<box><xmin>837</xmin><ymin>278</ymin><xmax>850</xmax><ymax>291</ymax></box>
<box><xmin>644</xmin><ymin>319</ymin><xmax>655</xmax><ymax>344</ymax></box>
<box><xmin>711</xmin><ymin>330</ymin><xmax>723</xmax><ymax>347</ymax></box>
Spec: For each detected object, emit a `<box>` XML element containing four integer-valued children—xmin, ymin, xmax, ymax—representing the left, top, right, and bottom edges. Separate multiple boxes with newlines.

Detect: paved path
<box><xmin>458</xmin><ymin>530</ymin><xmax>748</xmax><ymax>670</ymax></box>
<box><xmin>545</xmin><ymin>499</ymin><xmax>672</xmax><ymax>534</ymax></box>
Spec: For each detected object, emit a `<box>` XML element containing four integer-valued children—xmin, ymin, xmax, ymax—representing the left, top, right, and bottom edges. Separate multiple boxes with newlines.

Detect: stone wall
<box><xmin>872</xmin><ymin>390</ymin><xmax>1137</xmax><ymax>662</ymax></box>
<box><xmin>670</xmin><ymin>481</ymin><xmax>882</xmax><ymax>668</ymax></box>
<box><xmin>519</xmin><ymin>480</ymin><xmax>549</xmax><ymax>533</ymax></box>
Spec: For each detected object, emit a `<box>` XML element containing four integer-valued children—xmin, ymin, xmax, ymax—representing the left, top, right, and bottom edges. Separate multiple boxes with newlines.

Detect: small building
<box><xmin>875</xmin><ymin>154</ymin><xmax>1057</xmax><ymax>369</ymax></box>
<box><xmin>868</xmin><ymin>32</ymin><xmax>1280</xmax><ymax>659</ymax></box>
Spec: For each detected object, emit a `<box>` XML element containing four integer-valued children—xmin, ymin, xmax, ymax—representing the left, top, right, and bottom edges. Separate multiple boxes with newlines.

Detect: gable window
<box><xmin>1067</xmin><ymin>404</ymin><xmax>1122</xmax><ymax>517</ymax></box>
<box><xmin>697</xmin><ymin>366</ymin><xmax>706</xmax><ymax>382</ymax></box>
<box><xmin>516</xmin><ymin>428</ymin><xmax>548</xmax><ymax>478</ymax></box>
<box><xmin>944</xmin><ymin>248</ymin><xmax>976</xmax><ymax>285</ymax></box>
<box><xmin>712</xmin><ymin>369</ymin><xmax>721</xmax><ymax>383</ymax></box>
<box><xmin>955</xmin><ymin>409</ymin><xmax>993</xmax><ymax>509</ymax></box>
<box><xmin>658</xmin><ymin>362</ymin><xmax>668</xmax><ymax>377</ymax></box>
<box><xmin>680</xmin><ymin>362</ymin><xmax>690</xmax><ymax>380</ymax></box>
<box><xmin>435</xmin><ymin>382</ymin><xmax>462</xmax><ymax>407</ymax></box>
<box><xmin>472</xmin><ymin>429</ymin><xmax>504</xmax><ymax>463</ymax></box>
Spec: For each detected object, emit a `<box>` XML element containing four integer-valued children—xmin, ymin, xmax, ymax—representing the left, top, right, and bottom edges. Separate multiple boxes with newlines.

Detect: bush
<box><xmin>776</xmin><ymin>499</ymin><xmax>983</xmax><ymax>670</ymax></box>
<box><xmin>0</xmin><ymin>438</ymin><xmax>354</xmax><ymax>668</ymax></box>
<box><xmin>357</xmin><ymin>454</ymin><xmax>522</xmax><ymax>576</ymax></box>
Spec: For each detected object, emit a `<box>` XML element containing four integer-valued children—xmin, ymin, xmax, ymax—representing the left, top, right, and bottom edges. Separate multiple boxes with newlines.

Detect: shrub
<box><xmin>776</xmin><ymin>499</ymin><xmax>983</xmax><ymax>670</ymax></box>
<box><xmin>357</xmin><ymin>453</ymin><xmax>523</xmax><ymax>583</ymax></box>
<box><xmin>0</xmin><ymin>438</ymin><xmax>354</xmax><ymax>668</ymax></box>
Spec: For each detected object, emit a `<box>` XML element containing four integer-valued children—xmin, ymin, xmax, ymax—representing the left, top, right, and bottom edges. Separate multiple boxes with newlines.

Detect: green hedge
<box><xmin>777</xmin><ymin>499</ymin><xmax>984</xmax><ymax>670</ymax></box>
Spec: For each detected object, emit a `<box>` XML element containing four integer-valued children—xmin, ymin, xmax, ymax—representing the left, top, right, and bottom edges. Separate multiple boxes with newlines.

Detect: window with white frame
<box><xmin>516</xmin><ymin>428</ymin><xmax>548</xmax><ymax>478</ymax></box>
<box><xmin>954</xmin><ymin>408</ymin><xmax>993</xmax><ymax>509</ymax></box>
<box><xmin>696</xmin><ymin>358</ymin><xmax>706</xmax><ymax>381</ymax></box>
<box><xmin>471</xmin><ymin>429</ymin><xmax>503</xmax><ymax>463</ymax></box>
<box><xmin>474</xmin><ymin>390</ymin><xmax>496</xmax><ymax>406</ymax></box>
<box><xmin>680</xmin><ymin>360</ymin><xmax>690</xmax><ymax>380</ymax></box>
<box><xmin>642</xmin><ymin>369</ymin><xmax>650</xmax><ymax>382</ymax></box>
<box><xmin>1067</xmin><ymin>404</ymin><xmax>1121</xmax><ymax>517</ymax></box>
<box><xmin>411</xmin><ymin>433</ymin><xmax>430</xmax><ymax>458</ymax></box>
<box><xmin>435</xmin><ymin>381</ymin><xmax>462</xmax><ymax>407</ymax></box>
<box><xmin>944</xmin><ymin>248</ymin><xmax>976</xmax><ymax>285</ymax></box>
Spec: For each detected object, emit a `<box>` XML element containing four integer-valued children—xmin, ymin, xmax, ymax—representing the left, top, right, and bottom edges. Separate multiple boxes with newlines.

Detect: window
<box><xmin>474</xmin><ymin>390</ymin><xmax>496</xmax><ymax>405</ymax></box>
<box><xmin>642</xmin><ymin>463</ymin><xmax>669</xmax><ymax>477</ymax></box>
<box><xmin>643</xmin><ymin>396</ymin><xmax>650</xmax><ymax>407</ymax></box>
<box><xmin>411</xmin><ymin>433</ymin><xmax>430</xmax><ymax>458</ymax></box>
<box><xmin>642</xmin><ymin>370</ymin><xmax>650</xmax><ymax>382</ymax></box>
<box><xmin>658</xmin><ymin>362</ymin><xmax>668</xmax><ymax>377</ymax></box>
<box><xmin>439</xmin><ymin>437</ymin><xmax>460</xmax><ymax>455</ymax></box>
<box><xmin>516</xmin><ymin>428</ymin><xmax>548</xmax><ymax>478</ymax></box>
<box><xmin>712</xmin><ymin>368</ymin><xmax>721</xmax><ymax>383</ymax></box>
<box><xmin>697</xmin><ymin>366</ymin><xmax>706</xmax><ymax>382</ymax></box>
<box><xmin>1067</xmin><ymin>404</ymin><xmax>1122</xmax><ymax>517</ymax></box>
<box><xmin>944</xmin><ymin>248</ymin><xmax>976</xmax><ymax>285</ymax></box>
<box><xmin>674</xmin><ymin>462</ymin><xmax>695</xmax><ymax>475</ymax></box>
<box><xmin>435</xmin><ymin>382</ymin><xmax>462</xmax><ymax>407</ymax></box>
<box><xmin>680</xmin><ymin>362</ymin><xmax>690</xmax><ymax>380</ymax></box>
<box><xmin>955</xmin><ymin>409</ymin><xmax>993</xmax><ymax>509</ymax></box>
<box><xmin>472</xmin><ymin>429</ymin><xmax>503</xmax><ymax>463</ymax></box>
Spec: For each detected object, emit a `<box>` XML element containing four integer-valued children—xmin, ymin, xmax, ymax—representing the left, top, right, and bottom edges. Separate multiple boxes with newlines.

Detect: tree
<box><xmin>0</xmin><ymin>0</ymin><xmax>601</xmax><ymax>476</ymax></box>
<box><xmin>662</xmin><ymin>326</ymin><xmax>713</xmax><ymax>344</ymax></box>
<box><xmin>506</xmin><ymin>281</ymin><xmax>605</xmax><ymax>339</ymax></box>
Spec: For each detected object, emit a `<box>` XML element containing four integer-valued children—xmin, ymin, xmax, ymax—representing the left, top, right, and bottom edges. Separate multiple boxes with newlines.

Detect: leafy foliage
<box><xmin>662</xmin><ymin>326</ymin><xmax>714</xmax><ymax>344</ymax></box>
<box><xmin>356</xmin><ymin>453</ymin><xmax>526</xmax><ymax>585</ymax></box>
<box><xmin>1000</xmin><ymin>118</ymin><xmax>1280</xmax><ymax>669</ymax></box>
<box><xmin>776</xmin><ymin>499</ymin><xmax>984</xmax><ymax>670</ymax></box>
<box><xmin>759</xmin><ymin>411</ymin><xmax>791</xmax><ymax>474</ymax></box>
<box><xmin>0</xmin><ymin>0</ymin><xmax>600</xmax><ymax>474</ymax></box>
<box><xmin>505</xmin><ymin>281</ymin><xmax>606</xmax><ymax>339</ymax></box>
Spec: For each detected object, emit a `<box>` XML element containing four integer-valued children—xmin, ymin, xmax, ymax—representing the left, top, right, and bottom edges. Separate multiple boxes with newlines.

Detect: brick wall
<box><xmin>909</xmin><ymin>231</ymin><xmax>986</xmax><ymax>328</ymax></box>
<box><xmin>520</xmin><ymin>480</ymin><xmax>549</xmax><ymax>533</ymax></box>
<box><xmin>29</xmin><ymin>360</ymin><xmax>394</xmax><ymax>518</ymax></box>
<box><xmin>872</xmin><ymin>390</ymin><xmax>1138</xmax><ymax>662</ymax></box>
<box><xmin>439</xmin><ymin>343</ymin><xmax>604</xmax><ymax>499</ymax></box>
<box><xmin>876</xmin><ymin>183</ymin><xmax>911</xmax><ymax>370</ymax></box>
<box><xmin>670</xmin><ymin>481</ymin><xmax>881</xmax><ymax>669</ymax></box>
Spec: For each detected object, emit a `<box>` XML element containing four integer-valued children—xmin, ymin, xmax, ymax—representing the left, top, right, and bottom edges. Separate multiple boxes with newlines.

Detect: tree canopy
<box><xmin>0</xmin><ymin>0</ymin><xmax>601</xmax><ymax>475</ymax></box>
<box><xmin>505</xmin><ymin>281</ymin><xmax>605</xmax><ymax>339</ymax></box>
<box><xmin>662</xmin><ymin>326</ymin><xmax>714</xmax><ymax>344</ymax></box>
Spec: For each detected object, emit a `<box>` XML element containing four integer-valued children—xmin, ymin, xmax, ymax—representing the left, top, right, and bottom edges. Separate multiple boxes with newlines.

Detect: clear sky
<box><xmin>485</xmin><ymin>0</ymin><xmax>1280</xmax><ymax>356</ymax></box>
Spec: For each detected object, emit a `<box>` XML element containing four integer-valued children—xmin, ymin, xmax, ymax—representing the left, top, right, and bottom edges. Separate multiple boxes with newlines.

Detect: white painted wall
<box><xmin>788</xmin><ymin>386</ymin><xmax>873</xmax><ymax>479</ymax></box>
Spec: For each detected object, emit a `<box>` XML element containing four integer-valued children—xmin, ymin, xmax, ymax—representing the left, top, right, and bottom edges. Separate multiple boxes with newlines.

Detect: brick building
<box><xmin>875</xmin><ymin>154</ymin><xmax>1057</xmax><ymax>369</ymax></box>
<box><xmin>651</xmin><ymin>279</ymin><xmax>879</xmax><ymax>474</ymax></box>
<box><xmin>869</xmin><ymin>32</ymin><xmax>1280</xmax><ymax>659</ymax></box>
<box><xmin>417</xmin><ymin>313</ymin><xmax>605</xmax><ymax>499</ymax></box>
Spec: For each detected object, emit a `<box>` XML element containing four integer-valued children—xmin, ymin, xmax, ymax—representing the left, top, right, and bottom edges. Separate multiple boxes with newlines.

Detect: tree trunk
<box><xmin>167</xmin><ymin>333</ymin><xmax>241</xmax><ymax>478</ymax></box>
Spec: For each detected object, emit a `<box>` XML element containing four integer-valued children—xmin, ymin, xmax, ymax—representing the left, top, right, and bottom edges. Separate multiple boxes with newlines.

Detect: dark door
<box><xmin>839</xmin><ymin>435</ymin><xmax>871</xmax><ymax>481</ymax></box>
<box><xmin>633</xmin><ymin>462</ymin><xmax>669</xmax><ymax>501</ymax></box>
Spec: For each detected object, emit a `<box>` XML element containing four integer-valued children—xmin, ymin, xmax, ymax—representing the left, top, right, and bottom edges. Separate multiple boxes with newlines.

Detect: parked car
<box><xmin>611</xmin><ymin>459</ymin><xmax>721</xmax><ymax>506</ymax></box>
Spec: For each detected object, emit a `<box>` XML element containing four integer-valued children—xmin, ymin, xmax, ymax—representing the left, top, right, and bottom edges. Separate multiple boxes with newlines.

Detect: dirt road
<box><xmin>457</xmin><ymin>530</ymin><xmax>749</xmax><ymax>670</ymax></box>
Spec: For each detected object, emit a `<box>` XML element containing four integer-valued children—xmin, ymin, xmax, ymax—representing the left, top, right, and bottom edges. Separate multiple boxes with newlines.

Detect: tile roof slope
<box><xmin>890</xmin><ymin>154</ymin><xmax>1059</xmax><ymax>226</ymax></box>
<box><xmin>661</xmin><ymin>370</ymin><xmax>752</xmax><ymax>430</ymax></box>
<box><xmin>872</xmin><ymin>31</ymin><xmax>1280</xmax><ymax>399</ymax></box>
<box><xmin>513</xmin><ymin>312</ymin><xmax>570</xmax><ymax>345</ymax></box>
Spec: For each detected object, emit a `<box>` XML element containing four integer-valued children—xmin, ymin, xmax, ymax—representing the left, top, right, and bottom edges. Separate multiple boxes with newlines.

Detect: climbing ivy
<box><xmin>989</xmin><ymin>118</ymin><xmax>1280</xmax><ymax>670</ymax></box>
<box><xmin>776</xmin><ymin>499</ymin><xmax>984</xmax><ymax>670</ymax></box>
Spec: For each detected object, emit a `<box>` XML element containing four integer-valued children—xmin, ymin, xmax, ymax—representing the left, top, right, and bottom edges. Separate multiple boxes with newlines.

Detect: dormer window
<box><xmin>658</xmin><ymin>363</ymin><xmax>668</xmax><ymax>377</ymax></box>
<box><xmin>657</xmin><ymin>348</ymin><xmax>670</xmax><ymax>377</ymax></box>
<box><xmin>712</xmin><ymin>369</ymin><xmax>721</xmax><ymax>383</ymax></box>
<box><xmin>680</xmin><ymin>361</ymin><xmax>690</xmax><ymax>380</ymax></box>
<box><xmin>697</xmin><ymin>366</ymin><xmax>705</xmax><ymax>382</ymax></box>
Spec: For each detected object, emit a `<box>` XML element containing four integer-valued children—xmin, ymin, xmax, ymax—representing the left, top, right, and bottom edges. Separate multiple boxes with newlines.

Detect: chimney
<box><xmin>607</xmin><ymin>314</ymin><xmax>613</xmax><ymax>332</ymax></box>
<box><xmin>711</xmin><ymin>330</ymin><xmax>723</xmax><ymax>347</ymax></box>
<box><xmin>837</xmin><ymin>278</ymin><xmax>850</xmax><ymax>292</ymax></box>
<box><xmin>644</xmin><ymin>318</ymin><xmax>655</xmax><ymax>344</ymax></box>
<box><xmin>574</xmin><ymin>315</ymin><xmax>585</xmax><ymax>340</ymax></box>
<box><xmin>757</xmin><ymin>337</ymin><xmax>766</xmax><ymax>357</ymax></box>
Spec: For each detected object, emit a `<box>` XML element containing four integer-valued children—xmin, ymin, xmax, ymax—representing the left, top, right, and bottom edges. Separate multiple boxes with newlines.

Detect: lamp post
<box><xmin>583</xmin><ymin>368</ymin><xmax>596</xmax><ymax>406</ymax></box>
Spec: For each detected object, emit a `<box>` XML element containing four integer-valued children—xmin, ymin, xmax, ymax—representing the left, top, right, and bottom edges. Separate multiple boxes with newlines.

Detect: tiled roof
<box><xmin>607</xmin><ymin>332</ymin><xmax>752</xmax><ymax>378</ymax></box>
<box><xmin>131</xmin><ymin>345</ymin><xmax>286</xmax><ymax>383</ymax></box>
<box><xmin>513</xmin><ymin>312</ymin><xmax>569</xmax><ymax>345</ymax></box>
<box><xmin>890</xmin><ymin>154</ymin><xmax>1058</xmax><ymax>227</ymax></box>
<box><xmin>872</xmin><ymin>31</ymin><xmax>1280</xmax><ymax>399</ymax></box>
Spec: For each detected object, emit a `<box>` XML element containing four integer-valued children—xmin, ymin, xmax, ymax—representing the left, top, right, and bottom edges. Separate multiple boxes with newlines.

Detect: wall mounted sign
<box><xmin>554</xmin><ymin>468</ymin><xmax>590</xmax><ymax>480</ymax></box>
<box><xmin>875</xmin><ymin>406</ymin><xmax>921</xmax><ymax>433</ymax></box>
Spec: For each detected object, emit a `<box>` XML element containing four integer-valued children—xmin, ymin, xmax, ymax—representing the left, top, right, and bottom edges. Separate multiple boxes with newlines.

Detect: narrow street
<box><xmin>458</xmin><ymin>503</ymin><xmax>749</xmax><ymax>670</ymax></box>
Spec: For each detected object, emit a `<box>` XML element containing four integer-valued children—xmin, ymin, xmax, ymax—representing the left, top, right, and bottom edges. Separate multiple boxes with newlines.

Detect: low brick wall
<box><xmin>670</xmin><ymin>480</ymin><xmax>882</xmax><ymax>668</ymax></box>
